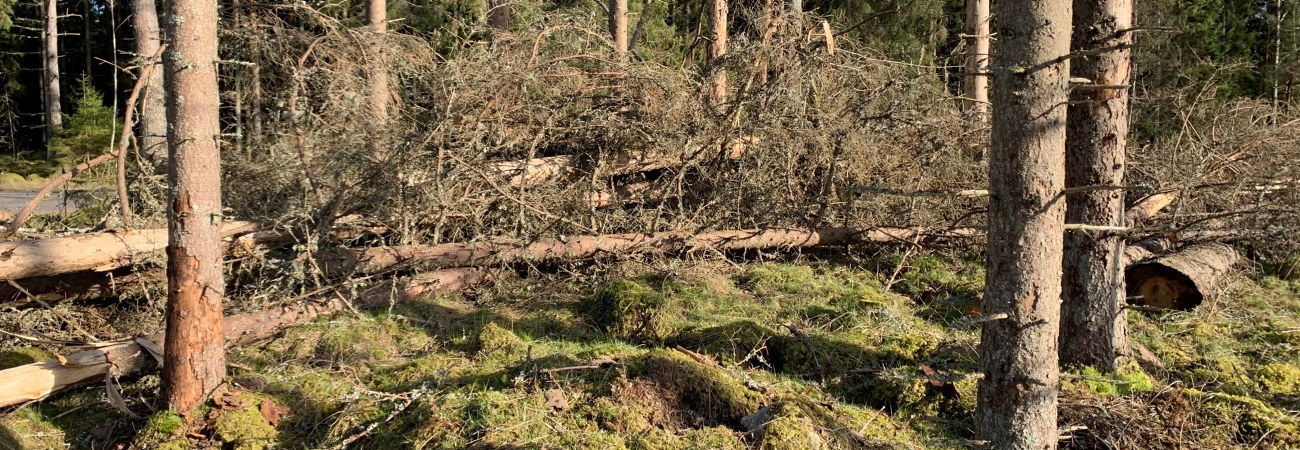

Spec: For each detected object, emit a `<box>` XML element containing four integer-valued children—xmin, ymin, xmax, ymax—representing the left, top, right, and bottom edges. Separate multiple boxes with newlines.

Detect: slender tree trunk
<box><xmin>964</xmin><ymin>0</ymin><xmax>990</xmax><ymax>121</ymax></box>
<box><xmin>610</xmin><ymin>0</ymin><xmax>628</xmax><ymax>57</ymax></box>
<box><xmin>161</xmin><ymin>0</ymin><xmax>225</xmax><ymax>415</ymax></box>
<box><xmin>787</xmin><ymin>0</ymin><xmax>802</xmax><ymax>33</ymax></box>
<box><xmin>367</xmin><ymin>0</ymin><xmax>389</xmax><ymax>158</ymax></box>
<box><xmin>248</xmin><ymin>7</ymin><xmax>263</xmax><ymax>156</ymax></box>
<box><xmin>81</xmin><ymin>0</ymin><xmax>90</xmax><ymax>79</ymax></box>
<box><xmin>1060</xmin><ymin>0</ymin><xmax>1132</xmax><ymax>371</ymax></box>
<box><xmin>131</xmin><ymin>0</ymin><xmax>166</xmax><ymax>164</ymax></box>
<box><xmin>43</xmin><ymin>0</ymin><xmax>62</xmax><ymax>157</ymax></box>
<box><xmin>977</xmin><ymin>0</ymin><xmax>1070</xmax><ymax>446</ymax></box>
<box><xmin>708</xmin><ymin>0</ymin><xmax>728</xmax><ymax>104</ymax></box>
<box><xmin>1275</xmin><ymin>0</ymin><xmax>1284</xmax><ymax>114</ymax></box>
<box><xmin>488</xmin><ymin>0</ymin><xmax>510</xmax><ymax>32</ymax></box>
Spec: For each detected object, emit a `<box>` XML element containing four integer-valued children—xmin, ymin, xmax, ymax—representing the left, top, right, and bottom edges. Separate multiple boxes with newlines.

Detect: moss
<box><xmin>584</xmin><ymin>278</ymin><xmax>679</xmax><ymax>342</ymax></box>
<box><xmin>1190</xmin><ymin>389</ymin><xmax>1300</xmax><ymax>444</ymax></box>
<box><xmin>212</xmin><ymin>398</ymin><xmax>278</xmax><ymax>450</ymax></box>
<box><xmin>634</xmin><ymin>349</ymin><xmax>766</xmax><ymax>425</ymax></box>
<box><xmin>758</xmin><ymin>401</ymin><xmax>823</xmax><ymax>450</ymax></box>
<box><xmin>1069</xmin><ymin>362</ymin><xmax>1156</xmax><ymax>396</ymax></box>
<box><xmin>0</xmin><ymin>347</ymin><xmax>55</xmax><ymax>369</ymax></box>
<box><xmin>133</xmin><ymin>410</ymin><xmax>187</xmax><ymax>449</ymax></box>
<box><xmin>745</xmin><ymin>264</ymin><xmax>891</xmax><ymax>309</ymax></box>
<box><xmin>0</xmin><ymin>172</ymin><xmax>25</xmax><ymax>183</ymax></box>
<box><xmin>474</xmin><ymin>322</ymin><xmax>524</xmax><ymax>354</ymax></box>
<box><xmin>1253</xmin><ymin>364</ymin><xmax>1300</xmax><ymax>395</ymax></box>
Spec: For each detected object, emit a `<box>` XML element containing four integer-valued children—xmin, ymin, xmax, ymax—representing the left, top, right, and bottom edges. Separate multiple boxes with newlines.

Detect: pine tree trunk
<box><xmin>161</xmin><ymin>0</ymin><xmax>225</xmax><ymax>415</ymax></box>
<box><xmin>81</xmin><ymin>0</ymin><xmax>90</xmax><ymax>78</ymax></box>
<box><xmin>787</xmin><ymin>0</ymin><xmax>802</xmax><ymax>32</ymax></box>
<box><xmin>977</xmin><ymin>0</ymin><xmax>1070</xmax><ymax>445</ymax></box>
<box><xmin>368</xmin><ymin>0</ymin><xmax>389</xmax><ymax>158</ymax></box>
<box><xmin>1060</xmin><ymin>0</ymin><xmax>1132</xmax><ymax>371</ymax></box>
<box><xmin>963</xmin><ymin>0</ymin><xmax>990</xmax><ymax>120</ymax></box>
<box><xmin>130</xmin><ymin>0</ymin><xmax>166</xmax><ymax>164</ymax></box>
<box><xmin>709</xmin><ymin>0</ymin><xmax>728</xmax><ymax>104</ymax></box>
<box><xmin>43</xmin><ymin>0</ymin><xmax>62</xmax><ymax>157</ymax></box>
<box><xmin>610</xmin><ymin>0</ymin><xmax>628</xmax><ymax>56</ymax></box>
<box><xmin>488</xmin><ymin>0</ymin><xmax>510</xmax><ymax>32</ymax></box>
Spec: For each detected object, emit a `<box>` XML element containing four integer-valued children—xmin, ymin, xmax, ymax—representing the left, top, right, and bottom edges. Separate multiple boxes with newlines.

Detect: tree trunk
<box><xmin>0</xmin><ymin>268</ymin><xmax>485</xmax><ymax>408</ymax></box>
<box><xmin>130</xmin><ymin>0</ymin><xmax>166</xmax><ymax>164</ymax></box>
<box><xmin>367</xmin><ymin>0</ymin><xmax>389</xmax><ymax>158</ymax></box>
<box><xmin>81</xmin><ymin>0</ymin><xmax>90</xmax><ymax>79</ymax></box>
<box><xmin>787</xmin><ymin>0</ymin><xmax>802</xmax><ymax>33</ymax></box>
<box><xmin>610</xmin><ymin>0</ymin><xmax>628</xmax><ymax>56</ymax></box>
<box><xmin>0</xmin><ymin>221</ymin><xmax>259</xmax><ymax>280</ymax></box>
<box><xmin>977</xmin><ymin>0</ymin><xmax>1070</xmax><ymax>446</ymax></box>
<box><xmin>161</xmin><ymin>0</ymin><xmax>225</xmax><ymax>414</ymax></box>
<box><xmin>1126</xmin><ymin>243</ymin><xmax>1238</xmax><ymax>310</ymax></box>
<box><xmin>42</xmin><ymin>0</ymin><xmax>62</xmax><ymax>156</ymax></box>
<box><xmin>963</xmin><ymin>0</ymin><xmax>990</xmax><ymax>120</ymax></box>
<box><xmin>708</xmin><ymin>0</ymin><xmax>728</xmax><ymax>104</ymax></box>
<box><xmin>1060</xmin><ymin>0</ymin><xmax>1133</xmax><ymax>371</ymax></box>
<box><xmin>488</xmin><ymin>0</ymin><xmax>510</xmax><ymax>32</ymax></box>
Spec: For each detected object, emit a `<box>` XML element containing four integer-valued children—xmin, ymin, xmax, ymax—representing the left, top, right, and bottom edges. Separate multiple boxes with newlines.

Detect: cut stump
<box><xmin>1125</xmin><ymin>243</ymin><xmax>1238</xmax><ymax>310</ymax></box>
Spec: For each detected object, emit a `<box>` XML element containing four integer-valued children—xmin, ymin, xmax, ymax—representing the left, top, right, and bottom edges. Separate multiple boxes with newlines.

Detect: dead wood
<box><xmin>1125</xmin><ymin>242</ymin><xmax>1238</xmax><ymax>310</ymax></box>
<box><xmin>1125</xmin><ymin>192</ymin><xmax>1178</xmax><ymax>224</ymax></box>
<box><xmin>0</xmin><ymin>222</ymin><xmax>261</xmax><ymax>281</ymax></box>
<box><xmin>0</xmin><ymin>268</ymin><xmax>485</xmax><ymax>408</ymax></box>
<box><xmin>316</xmin><ymin>226</ymin><xmax>982</xmax><ymax>277</ymax></box>
<box><xmin>469</xmin><ymin>136</ymin><xmax>756</xmax><ymax>188</ymax></box>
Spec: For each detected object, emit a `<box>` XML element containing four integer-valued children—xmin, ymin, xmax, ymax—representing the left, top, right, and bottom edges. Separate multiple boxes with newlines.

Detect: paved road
<box><xmin>0</xmin><ymin>191</ymin><xmax>84</xmax><ymax>215</ymax></box>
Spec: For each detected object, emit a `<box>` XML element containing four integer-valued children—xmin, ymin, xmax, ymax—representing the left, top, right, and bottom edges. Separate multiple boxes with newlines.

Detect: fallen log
<box><xmin>0</xmin><ymin>268</ymin><xmax>486</xmax><ymax>408</ymax></box>
<box><xmin>317</xmin><ymin>226</ymin><xmax>983</xmax><ymax>277</ymax></box>
<box><xmin>1125</xmin><ymin>192</ymin><xmax>1178</xmax><ymax>224</ymax></box>
<box><xmin>0</xmin><ymin>269</ymin><xmax>155</xmax><ymax>306</ymax></box>
<box><xmin>1125</xmin><ymin>242</ymin><xmax>1238</xmax><ymax>310</ymax></box>
<box><xmin>465</xmin><ymin>136</ymin><xmax>757</xmax><ymax>188</ymax></box>
<box><xmin>0</xmin><ymin>222</ymin><xmax>261</xmax><ymax>281</ymax></box>
<box><xmin>586</xmin><ymin>181</ymin><xmax>670</xmax><ymax>208</ymax></box>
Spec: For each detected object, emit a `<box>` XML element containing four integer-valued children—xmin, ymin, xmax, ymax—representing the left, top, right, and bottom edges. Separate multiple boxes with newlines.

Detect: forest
<box><xmin>0</xmin><ymin>0</ymin><xmax>1298</xmax><ymax>448</ymax></box>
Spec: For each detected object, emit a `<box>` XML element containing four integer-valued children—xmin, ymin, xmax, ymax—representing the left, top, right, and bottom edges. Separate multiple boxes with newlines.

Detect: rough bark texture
<box><xmin>367</xmin><ymin>0</ymin><xmax>389</xmax><ymax>158</ymax></box>
<box><xmin>0</xmin><ymin>222</ymin><xmax>259</xmax><ymax>280</ymax></box>
<box><xmin>488</xmin><ymin>0</ymin><xmax>510</xmax><ymax>32</ymax></box>
<box><xmin>963</xmin><ymin>0</ymin><xmax>990</xmax><ymax>119</ymax></box>
<box><xmin>610</xmin><ymin>0</ymin><xmax>628</xmax><ymax>56</ymax></box>
<box><xmin>42</xmin><ymin>0</ymin><xmax>61</xmax><ymax>154</ymax></box>
<box><xmin>977</xmin><ymin>0</ymin><xmax>1070</xmax><ymax>445</ymax></box>
<box><xmin>130</xmin><ymin>0</ymin><xmax>166</xmax><ymax>164</ymax></box>
<box><xmin>1060</xmin><ymin>0</ymin><xmax>1133</xmax><ymax>371</ymax></box>
<box><xmin>1126</xmin><ymin>243</ymin><xmax>1238</xmax><ymax>310</ymax></box>
<box><xmin>708</xmin><ymin>0</ymin><xmax>728</xmax><ymax>103</ymax></box>
<box><xmin>162</xmin><ymin>0</ymin><xmax>226</xmax><ymax>414</ymax></box>
<box><xmin>318</xmin><ymin>227</ymin><xmax>980</xmax><ymax>277</ymax></box>
<box><xmin>0</xmin><ymin>268</ymin><xmax>485</xmax><ymax>408</ymax></box>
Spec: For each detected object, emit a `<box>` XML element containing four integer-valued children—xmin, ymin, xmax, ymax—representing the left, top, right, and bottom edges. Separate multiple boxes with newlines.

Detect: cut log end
<box><xmin>1125</xmin><ymin>242</ymin><xmax>1238</xmax><ymax>311</ymax></box>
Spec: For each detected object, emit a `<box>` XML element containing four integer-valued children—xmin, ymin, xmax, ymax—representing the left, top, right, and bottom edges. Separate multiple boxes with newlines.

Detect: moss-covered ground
<box><xmin>2</xmin><ymin>251</ymin><xmax>1298</xmax><ymax>449</ymax></box>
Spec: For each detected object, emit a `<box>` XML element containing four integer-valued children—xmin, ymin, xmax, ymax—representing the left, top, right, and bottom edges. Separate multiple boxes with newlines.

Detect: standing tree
<box><xmin>131</xmin><ymin>0</ymin><xmax>166</xmax><ymax>163</ymax></box>
<box><xmin>787</xmin><ymin>0</ymin><xmax>802</xmax><ymax>31</ymax></box>
<box><xmin>964</xmin><ymin>0</ymin><xmax>990</xmax><ymax>121</ymax></box>
<box><xmin>977</xmin><ymin>0</ymin><xmax>1070</xmax><ymax>446</ymax></box>
<box><xmin>488</xmin><ymin>0</ymin><xmax>509</xmax><ymax>32</ymax></box>
<box><xmin>610</xmin><ymin>0</ymin><xmax>628</xmax><ymax>56</ymax></box>
<box><xmin>367</xmin><ymin>0</ymin><xmax>388</xmax><ymax>157</ymax></box>
<box><xmin>42</xmin><ymin>0</ymin><xmax>61</xmax><ymax>157</ymax></box>
<box><xmin>1060</xmin><ymin>0</ymin><xmax>1132</xmax><ymax>370</ymax></box>
<box><xmin>161</xmin><ymin>0</ymin><xmax>226</xmax><ymax>415</ymax></box>
<box><xmin>708</xmin><ymin>0</ymin><xmax>728</xmax><ymax>104</ymax></box>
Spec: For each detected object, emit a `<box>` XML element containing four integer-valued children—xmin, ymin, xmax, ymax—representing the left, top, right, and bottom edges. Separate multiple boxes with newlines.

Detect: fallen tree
<box><xmin>0</xmin><ymin>222</ymin><xmax>262</xmax><ymax>281</ymax></box>
<box><xmin>0</xmin><ymin>268</ymin><xmax>486</xmax><ymax>408</ymax></box>
<box><xmin>1126</xmin><ymin>242</ymin><xmax>1239</xmax><ymax>310</ymax></box>
<box><xmin>316</xmin><ymin>226</ymin><xmax>983</xmax><ymax>277</ymax></box>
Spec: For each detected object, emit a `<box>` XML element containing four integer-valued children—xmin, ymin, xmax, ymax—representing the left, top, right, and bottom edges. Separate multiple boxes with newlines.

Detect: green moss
<box><xmin>584</xmin><ymin>278</ymin><xmax>680</xmax><ymax>342</ymax></box>
<box><xmin>474</xmin><ymin>322</ymin><xmax>524</xmax><ymax>354</ymax></box>
<box><xmin>1191</xmin><ymin>389</ymin><xmax>1300</xmax><ymax>444</ymax></box>
<box><xmin>745</xmin><ymin>263</ymin><xmax>891</xmax><ymax>309</ymax></box>
<box><xmin>1068</xmin><ymin>362</ymin><xmax>1156</xmax><ymax>396</ymax></box>
<box><xmin>0</xmin><ymin>172</ymin><xmax>24</xmax><ymax>183</ymax></box>
<box><xmin>634</xmin><ymin>349</ymin><xmax>766</xmax><ymax>425</ymax></box>
<box><xmin>759</xmin><ymin>401</ymin><xmax>823</xmax><ymax>450</ymax></box>
<box><xmin>212</xmin><ymin>397</ymin><xmax>278</xmax><ymax>450</ymax></box>
<box><xmin>1253</xmin><ymin>364</ymin><xmax>1300</xmax><ymax>395</ymax></box>
<box><xmin>133</xmin><ymin>410</ymin><xmax>187</xmax><ymax>449</ymax></box>
<box><xmin>0</xmin><ymin>347</ymin><xmax>54</xmax><ymax>369</ymax></box>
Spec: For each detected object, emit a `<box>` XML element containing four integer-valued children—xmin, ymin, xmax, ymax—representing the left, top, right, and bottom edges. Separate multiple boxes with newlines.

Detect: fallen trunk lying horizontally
<box><xmin>317</xmin><ymin>226</ymin><xmax>983</xmax><ymax>277</ymax></box>
<box><xmin>0</xmin><ymin>268</ymin><xmax>487</xmax><ymax>408</ymax></box>
<box><xmin>1126</xmin><ymin>242</ymin><xmax>1239</xmax><ymax>310</ymax></box>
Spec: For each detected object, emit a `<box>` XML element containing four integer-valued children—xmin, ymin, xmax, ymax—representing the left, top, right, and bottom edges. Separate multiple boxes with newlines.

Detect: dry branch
<box><xmin>0</xmin><ymin>268</ymin><xmax>486</xmax><ymax>408</ymax></box>
<box><xmin>0</xmin><ymin>221</ymin><xmax>260</xmax><ymax>281</ymax></box>
<box><xmin>317</xmin><ymin>226</ymin><xmax>982</xmax><ymax>277</ymax></box>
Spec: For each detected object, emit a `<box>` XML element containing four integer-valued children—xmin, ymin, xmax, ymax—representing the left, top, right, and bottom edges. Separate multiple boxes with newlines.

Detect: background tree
<box><xmin>368</xmin><ymin>0</ymin><xmax>388</xmax><ymax>157</ymax></box>
<box><xmin>708</xmin><ymin>0</ymin><xmax>727</xmax><ymax>104</ymax></box>
<box><xmin>610</xmin><ymin>0</ymin><xmax>628</xmax><ymax>56</ymax></box>
<box><xmin>1060</xmin><ymin>0</ymin><xmax>1132</xmax><ymax>370</ymax></box>
<box><xmin>488</xmin><ymin>0</ymin><xmax>509</xmax><ymax>32</ymax></box>
<box><xmin>977</xmin><ymin>0</ymin><xmax>1070</xmax><ymax>445</ymax></box>
<box><xmin>42</xmin><ymin>0</ymin><xmax>60</xmax><ymax>157</ymax></box>
<box><xmin>963</xmin><ymin>0</ymin><xmax>989</xmax><ymax>120</ymax></box>
<box><xmin>161</xmin><ymin>0</ymin><xmax>226</xmax><ymax>414</ymax></box>
<box><xmin>131</xmin><ymin>0</ymin><xmax>165</xmax><ymax>163</ymax></box>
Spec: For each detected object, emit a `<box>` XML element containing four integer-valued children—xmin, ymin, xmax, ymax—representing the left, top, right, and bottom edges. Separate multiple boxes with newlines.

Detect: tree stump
<box><xmin>1125</xmin><ymin>243</ymin><xmax>1238</xmax><ymax>310</ymax></box>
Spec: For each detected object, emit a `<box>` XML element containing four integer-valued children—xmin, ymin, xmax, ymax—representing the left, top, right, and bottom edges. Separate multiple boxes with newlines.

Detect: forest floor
<box><xmin>1</xmin><ymin>250</ymin><xmax>1298</xmax><ymax>449</ymax></box>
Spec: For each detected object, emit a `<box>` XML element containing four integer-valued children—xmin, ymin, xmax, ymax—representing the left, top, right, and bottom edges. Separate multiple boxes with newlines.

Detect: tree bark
<box><xmin>1059</xmin><ymin>0</ymin><xmax>1133</xmax><ymax>371</ymax></box>
<box><xmin>161</xmin><ymin>0</ymin><xmax>225</xmax><ymax>414</ymax></box>
<box><xmin>130</xmin><ymin>0</ymin><xmax>166</xmax><ymax>164</ymax></box>
<box><xmin>977</xmin><ymin>0</ymin><xmax>1070</xmax><ymax>445</ymax></box>
<box><xmin>963</xmin><ymin>0</ymin><xmax>990</xmax><ymax>120</ymax></box>
<box><xmin>367</xmin><ymin>0</ymin><xmax>388</xmax><ymax>160</ymax></box>
<box><xmin>487</xmin><ymin>0</ymin><xmax>510</xmax><ymax>32</ymax></box>
<box><xmin>42</xmin><ymin>0</ymin><xmax>62</xmax><ymax>156</ymax></box>
<box><xmin>610</xmin><ymin>0</ymin><xmax>628</xmax><ymax>57</ymax></box>
<box><xmin>0</xmin><ymin>222</ymin><xmax>259</xmax><ymax>281</ymax></box>
<box><xmin>317</xmin><ymin>227</ymin><xmax>981</xmax><ymax>277</ymax></box>
<box><xmin>708</xmin><ymin>0</ymin><xmax>728</xmax><ymax>104</ymax></box>
<box><xmin>1126</xmin><ymin>243</ymin><xmax>1238</xmax><ymax>310</ymax></box>
<box><xmin>0</xmin><ymin>268</ymin><xmax>485</xmax><ymax>408</ymax></box>
<box><xmin>786</xmin><ymin>0</ymin><xmax>802</xmax><ymax>33</ymax></box>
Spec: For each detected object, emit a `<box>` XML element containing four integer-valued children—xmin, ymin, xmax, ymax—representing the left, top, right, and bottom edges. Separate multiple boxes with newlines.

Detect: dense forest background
<box><xmin>0</xmin><ymin>0</ymin><xmax>1295</xmax><ymax>160</ymax></box>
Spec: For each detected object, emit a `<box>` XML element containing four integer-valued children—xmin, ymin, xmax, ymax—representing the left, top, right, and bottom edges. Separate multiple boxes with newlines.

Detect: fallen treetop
<box><xmin>0</xmin><ymin>268</ymin><xmax>487</xmax><ymax>408</ymax></box>
<box><xmin>316</xmin><ymin>226</ymin><xmax>984</xmax><ymax>277</ymax></box>
<box><xmin>0</xmin><ymin>222</ymin><xmax>262</xmax><ymax>281</ymax></box>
